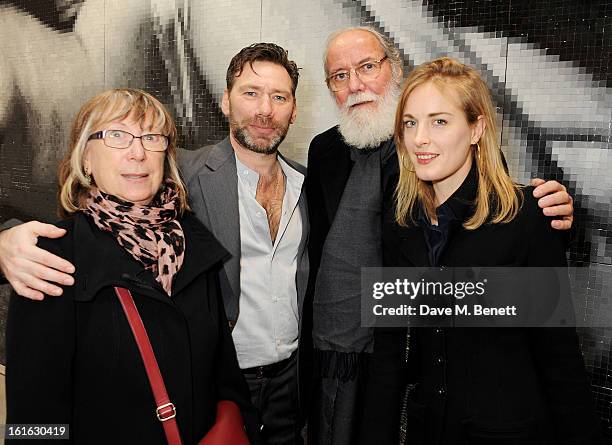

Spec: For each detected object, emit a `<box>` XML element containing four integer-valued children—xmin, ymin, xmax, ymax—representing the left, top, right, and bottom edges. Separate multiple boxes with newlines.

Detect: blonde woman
<box><xmin>6</xmin><ymin>89</ymin><xmax>259</xmax><ymax>444</ymax></box>
<box><xmin>367</xmin><ymin>58</ymin><xmax>602</xmax><ymax>445</ymax></box>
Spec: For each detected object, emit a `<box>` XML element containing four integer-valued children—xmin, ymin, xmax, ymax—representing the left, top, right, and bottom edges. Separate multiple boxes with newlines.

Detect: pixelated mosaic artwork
<box><xmin>0</xmin><ymin>0</ymin><xmax>611</xmax><ymax>437</ymax></box>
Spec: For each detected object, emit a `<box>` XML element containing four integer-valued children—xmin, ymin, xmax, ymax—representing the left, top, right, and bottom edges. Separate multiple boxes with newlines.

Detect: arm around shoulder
<box><xmin>0</xmin><ymin>220</ymin><xmax>74</xmax><ymax>299</ymax></box>
<box><xmin>524</xmin><ymin>187</ymin><xmax>568</xmax><ymax>267</ymax></box>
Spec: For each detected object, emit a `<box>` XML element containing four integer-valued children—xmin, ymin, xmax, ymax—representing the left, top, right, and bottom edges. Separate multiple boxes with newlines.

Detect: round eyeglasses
<box><xmin>88</xmin><ymin>129</ymin><xmax>169</xmax><ymax>152</ymax></box>
<box><xmin>325</xmin><ymin>56</ymin><xmax>388</xmax><ymax>92</ymax></box>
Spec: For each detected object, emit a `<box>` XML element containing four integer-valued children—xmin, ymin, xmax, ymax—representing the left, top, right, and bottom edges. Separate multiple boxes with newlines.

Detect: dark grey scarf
<box><xmin>311</xmin><ymin>137</ymin><xmax>396</xmax><ymax>444</ymax></box>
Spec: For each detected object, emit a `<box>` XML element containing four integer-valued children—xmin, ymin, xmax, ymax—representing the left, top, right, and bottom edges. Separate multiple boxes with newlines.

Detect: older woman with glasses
<box><xmin>5</xmin><ymin>88</ymin><xmax>259</xmax><ymax>444</ymax></box>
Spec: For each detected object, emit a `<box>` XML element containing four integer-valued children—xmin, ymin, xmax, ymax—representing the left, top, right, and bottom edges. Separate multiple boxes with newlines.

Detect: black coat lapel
<box><xmin>319</xmin><ymin>141</ymin><xmax>353</xmax><ymax>223</ymax></box>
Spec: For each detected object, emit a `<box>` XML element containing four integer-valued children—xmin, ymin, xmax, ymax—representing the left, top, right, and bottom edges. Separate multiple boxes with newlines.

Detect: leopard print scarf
<box><xmin>84</xmin><ymin>184</ymin><xmax>185</xmax><ymax>296</ymax></box>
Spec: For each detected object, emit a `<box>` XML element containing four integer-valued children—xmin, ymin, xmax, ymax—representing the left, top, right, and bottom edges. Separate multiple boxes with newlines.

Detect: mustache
<box><xmin>248</xmin><ymin>115</ymin><xmax>281</xmax><ymax>129</ymax></box>
<box><xmin>343</xmin><ymin>91</ymin><xmax>380</xmax><ymax>109</ymax></box>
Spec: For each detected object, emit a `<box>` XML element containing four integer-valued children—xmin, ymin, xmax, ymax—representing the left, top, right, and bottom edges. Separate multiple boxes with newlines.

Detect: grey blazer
<box><xmin>178</xmin><ymin>137</ymin><xmax>309</xmax><ymax>332</ymax></box>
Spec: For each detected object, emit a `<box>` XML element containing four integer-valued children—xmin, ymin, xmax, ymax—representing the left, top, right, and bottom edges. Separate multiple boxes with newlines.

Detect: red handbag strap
<box><xmin>114</xmin><ymin>287</ymin><xmax>183</xmax><ymax>445</ymax></box>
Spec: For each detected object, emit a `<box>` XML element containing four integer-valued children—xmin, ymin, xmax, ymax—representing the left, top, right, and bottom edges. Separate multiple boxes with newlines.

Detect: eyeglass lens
<box><xmin>329</xmin><ymin>60</ymin><xmax>383</xmax><ymax>91</ymax></box>
<box><xmin>104</xmin><ymin>130</ymin><xmax>167</xmax><ymax>151</ymax></box>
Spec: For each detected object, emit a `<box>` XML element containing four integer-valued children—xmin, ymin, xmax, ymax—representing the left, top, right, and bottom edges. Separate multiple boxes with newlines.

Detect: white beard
<box><xmin>337</xmin><ymin>82</ymin><xmax>401</xmax><ymax>150</ymax></box>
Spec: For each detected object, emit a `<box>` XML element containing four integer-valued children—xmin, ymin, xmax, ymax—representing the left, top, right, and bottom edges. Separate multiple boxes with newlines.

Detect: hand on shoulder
<box><xmin>530</xmin><ymin>178</ymin><xmax>573</xmax><ymax>230</ymax></box>
<box><xmin>0</xmin><ymin>221</ymin><xmax>75</xmax><ymax>300</ymax></box>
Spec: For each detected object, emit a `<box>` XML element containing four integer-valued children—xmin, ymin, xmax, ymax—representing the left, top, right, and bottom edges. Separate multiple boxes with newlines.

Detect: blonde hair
<box><xmin>58</xmin><ymin>88</ymin><xmax>189</xmax><ymax>218</ymax></box>
<box><xmin>394</xmin><ymin>57</ymin><xmax>522</xmax><ymax>229</ymax></box>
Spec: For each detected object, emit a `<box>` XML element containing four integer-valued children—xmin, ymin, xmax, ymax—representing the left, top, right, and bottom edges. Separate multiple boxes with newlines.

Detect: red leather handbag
<box><xmin>114</xmin><ymin>287</ymin><xmax>251</xmax><ymax>445</ymax></box>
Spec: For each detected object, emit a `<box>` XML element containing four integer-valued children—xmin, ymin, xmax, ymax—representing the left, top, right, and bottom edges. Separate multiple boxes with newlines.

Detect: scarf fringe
<box><xmin>314</xmin><ymin>349</ymin><xmax>370</xmax><ymax>382</ymax></box>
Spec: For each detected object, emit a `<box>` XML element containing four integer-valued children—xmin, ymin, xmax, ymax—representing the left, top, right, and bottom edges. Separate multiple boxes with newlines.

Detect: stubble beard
<box><xmin>337</xmin><ymin>79</ymin><xmax>402</xmax><ymax>150</ymax></box>
<box><xmin>230</xmin><ymin>115</ymin><xmax>289</xmax><ymax>155</ymax></box>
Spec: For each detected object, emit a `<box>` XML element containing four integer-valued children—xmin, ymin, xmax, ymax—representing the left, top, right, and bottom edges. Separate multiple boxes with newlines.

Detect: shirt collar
<box><xmin>234</xmin><ymin>154</ymin><xmax>304</xmax><ymax>193</ymax></box>
<box><xmin>235</xmin><ymin>155</ymin><xmax>260</xmax><ymax>190</ymax></box>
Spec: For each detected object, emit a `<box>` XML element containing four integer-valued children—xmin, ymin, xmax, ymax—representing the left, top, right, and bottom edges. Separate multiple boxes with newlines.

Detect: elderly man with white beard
<box><xmin>304</xmin><ymin>27</ymin><xmax>576</xmax><ymax>445</ymax></box>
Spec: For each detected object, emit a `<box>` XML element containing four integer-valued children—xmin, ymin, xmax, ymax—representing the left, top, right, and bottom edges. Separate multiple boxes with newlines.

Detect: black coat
<box><xmin>6</xmin><ymin>212</ymin><xmax>260</xmax><ymax>444</ymax></box>
<box><xmin>372</xmin><ymin>164</ymin><xmax>602</xmax><ymax>445</ymax></box>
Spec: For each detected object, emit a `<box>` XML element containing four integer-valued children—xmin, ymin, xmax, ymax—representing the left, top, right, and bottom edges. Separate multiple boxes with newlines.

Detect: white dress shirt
<box><xmin>231</xmin><ymin>154</ymin><xmax>303</xmax><ymax>369</ymax></box>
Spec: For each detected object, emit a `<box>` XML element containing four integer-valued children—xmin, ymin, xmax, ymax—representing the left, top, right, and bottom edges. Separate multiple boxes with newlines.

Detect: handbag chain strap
<box><xmin>114</xmin><ymin>287</ymin><xmax>183</xmax><ymax>445</ymax></box>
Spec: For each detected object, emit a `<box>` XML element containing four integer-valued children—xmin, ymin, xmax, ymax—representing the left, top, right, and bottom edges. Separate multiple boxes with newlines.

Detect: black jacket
<box><xmin>6</xmin><ymin>212</ymin><xmax>260</xmax><ymax>444</ymax></box>
<box><xmin>373</xmin><ymin>164</ymin><xmax>602</xmax><ymax>445</ymax></box>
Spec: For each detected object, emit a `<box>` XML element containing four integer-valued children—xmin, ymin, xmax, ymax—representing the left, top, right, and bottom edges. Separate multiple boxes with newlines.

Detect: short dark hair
<box><xmin>226</xmin><ymin>43</ymin><xmax>299</xmax><ymax>96</ymax></box>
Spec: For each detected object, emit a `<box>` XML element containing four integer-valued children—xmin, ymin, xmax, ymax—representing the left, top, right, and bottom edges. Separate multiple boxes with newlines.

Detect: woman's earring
<box><xmin>475</xmin><ymin>143</ymin><xmax>481</xmax><ymax>161</ymax></box>
<box><xmin>84</xmin><ymin>167</ymin><xmax>92</xmax><ymax>186</ymax></box>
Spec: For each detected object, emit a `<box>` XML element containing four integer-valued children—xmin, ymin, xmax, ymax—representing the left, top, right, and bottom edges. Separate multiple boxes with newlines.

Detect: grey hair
<box><xmin>323</xmin><ymin>26</ymin><xmax>403</xmax><ymax>81</ymax></box>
